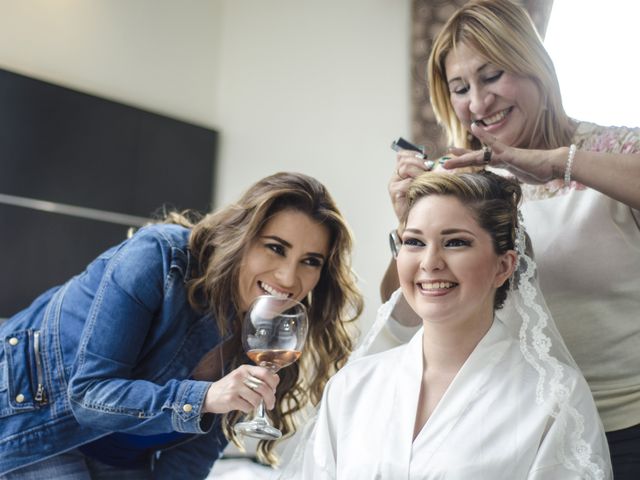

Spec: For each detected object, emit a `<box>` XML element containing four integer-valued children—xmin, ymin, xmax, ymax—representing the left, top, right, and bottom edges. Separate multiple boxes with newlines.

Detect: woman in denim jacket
<box><xmin>0</xmin><ymin>172</ymin><xmax>363</xmax><ymax>479</ymax></box>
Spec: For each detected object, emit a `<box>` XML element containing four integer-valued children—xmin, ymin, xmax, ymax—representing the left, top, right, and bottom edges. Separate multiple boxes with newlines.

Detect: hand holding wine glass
<box><xmin>234</xmin><ymin>295</ymin><xmax>308</xmax><ymax>440</ymax></box>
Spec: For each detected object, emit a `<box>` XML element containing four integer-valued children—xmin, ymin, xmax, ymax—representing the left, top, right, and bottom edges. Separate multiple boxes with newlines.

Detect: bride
<box><xmin>282</xmin><ymin>171</ymin><xmax>611</xmax><ymax>479</ymax></box>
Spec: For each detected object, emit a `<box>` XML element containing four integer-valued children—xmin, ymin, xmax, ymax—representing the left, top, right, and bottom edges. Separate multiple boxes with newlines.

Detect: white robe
<box><xmin>294</xmin><ymin>320</ymin><xmax>610</xmax><ymax>479</ymax></box>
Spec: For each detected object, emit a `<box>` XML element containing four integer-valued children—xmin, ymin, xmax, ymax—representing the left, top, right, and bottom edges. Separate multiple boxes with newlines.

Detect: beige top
<box><xmin>521</xmin><ymin>121</ymin><xmax>640</xmax><ymax>431</ymax></box>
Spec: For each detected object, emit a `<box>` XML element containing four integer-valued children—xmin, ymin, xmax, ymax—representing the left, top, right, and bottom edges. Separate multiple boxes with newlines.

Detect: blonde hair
<box><xmin>169</xmin><ymin>172</ymin><xmax>363</xmax><ymax>464</ymax></box>
<box><xmin>402</xmin><ymin>170</ymin><xmax>521</xmax><ymax>309</ymax></box>
<box><xmin>427</xmin><ymin>0</ymin><xmax>574</xmax><ymax>150</ymax></box>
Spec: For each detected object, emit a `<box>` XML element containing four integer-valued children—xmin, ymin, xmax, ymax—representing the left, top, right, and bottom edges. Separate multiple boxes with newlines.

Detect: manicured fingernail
<box><xmin>439</xmin><ymin>156</ymin><xmax>450</xmax><ymax>164</ymax></box>
<box><xmin>414</xmin><ymin>153</ymin><xmax>425</xmax><ymax>160</ymax></box>
<box><xmin>424</xmin><ymin>160</ymin><xmax>435</xmax><ymax>170</ymax></box>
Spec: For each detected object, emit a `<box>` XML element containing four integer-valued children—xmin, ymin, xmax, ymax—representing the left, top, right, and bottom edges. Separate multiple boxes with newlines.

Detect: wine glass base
<box><xmin>234</xmin><ymin>420</ymin><xmax>283</xmax><ymax>440</ymax></box>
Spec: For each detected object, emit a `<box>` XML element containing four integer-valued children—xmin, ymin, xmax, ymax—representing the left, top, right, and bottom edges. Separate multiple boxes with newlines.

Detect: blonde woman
<box><xmin>385</xmin><ymin>2</ymin><xmax>640</xmax><ymax>477</ymax></box>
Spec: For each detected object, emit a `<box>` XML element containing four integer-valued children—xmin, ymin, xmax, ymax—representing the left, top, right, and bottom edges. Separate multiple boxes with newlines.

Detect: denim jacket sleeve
<box><xmin>67</xmin><ymin>226</ymin><xmax>212</xmax><ymax>435</ymax></box>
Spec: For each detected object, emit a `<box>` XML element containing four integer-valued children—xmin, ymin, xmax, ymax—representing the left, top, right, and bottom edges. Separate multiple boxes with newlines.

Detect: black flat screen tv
<box><xmin>0</xmin><ymin>68</ymin><xmax>217</xmax><ymax>317</ymax></box>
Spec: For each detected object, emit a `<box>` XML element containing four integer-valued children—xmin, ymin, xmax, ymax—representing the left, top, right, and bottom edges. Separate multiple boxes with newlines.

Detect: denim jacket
<box><xmin>0</xmin><ymin>224</ymin><xmax>230</xmax><ymax>478</ymax></box>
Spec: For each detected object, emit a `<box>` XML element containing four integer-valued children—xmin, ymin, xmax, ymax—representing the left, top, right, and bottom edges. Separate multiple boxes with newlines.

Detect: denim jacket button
<box><xmin>182</xmin><ymin>403</ymin><xmax>193</xmax><ymax>413</ymax></box>
<box><xmin>8</xmin><ymin>337</ymin><xmax>19</xmax><ymax>346</ymax></box>
<box><xmin>16</xmin><ymin>394</ymin><xmax>25</xmax><ymax>403</ymax></box>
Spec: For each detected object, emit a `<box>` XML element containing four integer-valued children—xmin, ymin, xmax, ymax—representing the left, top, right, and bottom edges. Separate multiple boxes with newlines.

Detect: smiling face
<box><xmin>397</xmin><ymin>194</ymin><xmax>515</xmax><ymax>331</ymax></box>
<box><xmin>444</xmin><ymin>42</ymin><xmax>542</xmax><ymax>148</ymax></box>
<box><xmin>237</xmin><ymin>209</ymin><xmax>330</xmax><ymax>313</ymax></box>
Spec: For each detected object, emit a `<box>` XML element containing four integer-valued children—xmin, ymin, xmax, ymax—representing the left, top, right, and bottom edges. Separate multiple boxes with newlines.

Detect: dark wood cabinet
<box><xmin>0</xmin><ymin>68</ymin><xmax>217</xmax><ymax>317</ymax></box>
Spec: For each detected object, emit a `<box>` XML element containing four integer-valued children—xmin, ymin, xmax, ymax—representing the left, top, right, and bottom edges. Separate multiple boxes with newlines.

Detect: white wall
<box><xmin>0</xmin><ymin>0</ymin><xmax>222</xmax><ymax>128</ymax></box>
<box><xmin>0</xmin><ymin>0</ymin><xmax>409</xmax><ymax>328</ymax></box>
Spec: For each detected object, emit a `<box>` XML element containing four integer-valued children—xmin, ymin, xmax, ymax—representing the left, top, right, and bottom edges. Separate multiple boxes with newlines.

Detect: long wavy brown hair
<box><xmin>168</xmin><ymin>172</ymin><xmax>363</xmax><ymax>464</ymax></box>
<box><xmin>427</xmin><ymin>0</ymin><xmax>575</xmax><ymax>151</ymax></box>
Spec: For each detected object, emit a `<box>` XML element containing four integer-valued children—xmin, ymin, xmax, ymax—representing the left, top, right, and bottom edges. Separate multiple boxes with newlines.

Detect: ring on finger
<box><xmin>482</xmin><ymin>144</ymin><xmax>492</xmax><ymax>164</ymax></box>
<box><xmin>243</xmin><ymin>375</ymin><xmax>263</xmax><ymax>391</ymax></box>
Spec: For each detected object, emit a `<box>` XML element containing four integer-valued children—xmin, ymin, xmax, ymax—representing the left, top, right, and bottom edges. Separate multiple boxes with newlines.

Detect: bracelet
<box><xmin>563</xmin><ymin>144</ymin><xmax>577</xmax><ymax>187</ymax></box>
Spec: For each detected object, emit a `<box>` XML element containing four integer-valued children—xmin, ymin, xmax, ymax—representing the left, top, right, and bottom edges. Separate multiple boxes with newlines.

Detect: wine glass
<box><xmin>233</xmin><ymin>295</ymin><xmax>308</xmax><ymax>440</ymax></box>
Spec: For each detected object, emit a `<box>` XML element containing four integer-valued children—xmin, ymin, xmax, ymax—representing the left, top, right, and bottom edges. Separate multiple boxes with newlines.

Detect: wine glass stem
<box><xmin>255</xmin><ymin>363</ymin><xmax>278</xmax><ymax>424</ymax></box>
<box><xmin>257</xmin><ymin>400</ymin><xmax>267</xmax><ymax>420</ymax></box>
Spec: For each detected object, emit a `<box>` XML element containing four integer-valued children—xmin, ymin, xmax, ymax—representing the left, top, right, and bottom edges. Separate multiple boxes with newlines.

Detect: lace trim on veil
<box><xmin>508</xmin><ymin>214</ymin><xmax>606</xmax><ymax>479</ymax></box>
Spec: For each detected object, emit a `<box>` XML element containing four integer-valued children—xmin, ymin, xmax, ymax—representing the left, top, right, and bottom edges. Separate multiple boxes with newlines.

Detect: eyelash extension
<box><xmin>401</xmin><ymin>238</ymin><xmax>424</xmax><ymax>247</ymax></box>
<box><xmin>446</xmin><ymin>239</ymin><xmax>472</xmax><ymax>247</ymax></box>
